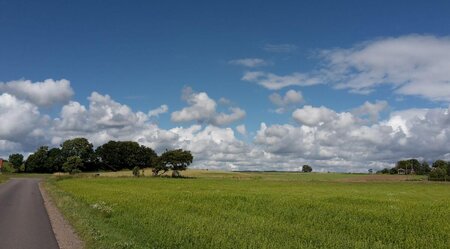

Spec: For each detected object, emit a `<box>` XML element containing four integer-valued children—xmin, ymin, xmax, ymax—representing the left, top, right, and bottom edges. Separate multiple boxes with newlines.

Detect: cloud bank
<box><xmin>1</xmin><ymin>80</ymin><xmax>449</xmax><ymax>172</ymax></box>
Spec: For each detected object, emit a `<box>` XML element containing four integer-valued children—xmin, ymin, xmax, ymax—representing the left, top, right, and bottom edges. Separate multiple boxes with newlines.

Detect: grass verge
<box><xmin>0</xmin><ymin>174</ymin><xmax>9</xmax><ymax>184</ymax></box>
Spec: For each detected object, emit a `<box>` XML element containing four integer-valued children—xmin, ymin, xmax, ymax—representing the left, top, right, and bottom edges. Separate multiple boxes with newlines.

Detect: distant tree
<box><xmin>302</xmin><ymin>165</ymin><xmax>312</xmax><ymax>173</ymax></box>
<box><xmin>368</xmin><ymin>169</ymin><xmax>373</xmax><ymax>174</ymax></box>
<box><xmin>96</xmin><ymin>141</ymin><xmax>157</xmax><ymax>171</ymax></box>
<box><xmin>154</xmin><ymin>149</ymin><xmax>193</xmax><ymax>177</ymax></box>
<box><xmin>389</xmin><ymin>168</ymin><xmax>398</xmax><ymax>175</ymax></box>
<box><xmin>432</xmin><ymin>160</ymin><xmax>450</xmax><ymax>176</ymax></box>
<box><xmin>396</xmin><ymin>159</ymin><xmax>420</xmax><ymax>174</ymax></box>
<box><xmin>408</xmin><ymin>159</ymin><xmax>421</xmax><ymax>174</ymax></box>
<box><xmin>8</xmin><ymin>153</ymin><xmax>24</xmax><ymax>172</ymax></box>
<box><xmin>95</xmin><ymin>141</ymin><xmax>121</xmax><ymax>171</ymax></box>
<box><xmin>417</xmin><ymin>161</ymin><xmax>431</xmax><ymax>175</ymax></box>
<box><xmin>429</xmin><ymin>167</ymin><xmax>447</xmax><ymax>180</ymax></box>
<box><xmin>61</xmin><ymin>138</ymin><xmax>94</xmax><ymax>169</ymax></box>
<box><xmin>432</xmin><ymin>160</ymin><xmax>448</xmax><ymax>169</ymax></box>
<box><xmin>63</xmin><ymin>156</ymin><xmax>83</xmax><ymax>174</ymax></box>
<box><xmin>135</xmin><ymin>145</ymin><xmax>158</xmax><ymax>168</ymax></box>
<box><xmin>380</xmin><ymin>168</ymin><xmax>390</xmax><ymax>174</ymax></box>
<box><xmin>25</xmin><ymin>146</ymin><xmax>51</xmax><ymax>173</ymax></box>
<box><xmin>46</xmin><ymin>148</ymin><xmax>65</xmax><ymax>172</ymax></box>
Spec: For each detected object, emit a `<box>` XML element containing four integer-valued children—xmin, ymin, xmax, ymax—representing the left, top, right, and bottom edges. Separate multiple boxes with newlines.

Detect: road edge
<box><xmin>39</xmin><ymin>182</ymin><xmax>84</xmax><ymax>249</ymax></box>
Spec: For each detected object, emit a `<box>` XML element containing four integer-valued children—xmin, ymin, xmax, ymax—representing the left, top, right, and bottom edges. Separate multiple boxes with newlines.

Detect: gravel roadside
<box><xmin>39</xmin><ymin>182</ymin><xmax>84</xmax><ymax>249</ymax></box>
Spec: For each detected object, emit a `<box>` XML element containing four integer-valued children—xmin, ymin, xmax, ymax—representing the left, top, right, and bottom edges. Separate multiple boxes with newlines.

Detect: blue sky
<box><xmin>1</xmin><ymin>1</ymin><xmax>450</xmax><ymax>171</ymax></box>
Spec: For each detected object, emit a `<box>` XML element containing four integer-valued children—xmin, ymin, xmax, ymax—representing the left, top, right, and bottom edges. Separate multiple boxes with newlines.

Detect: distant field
<box><xmin>47</xmin><ymin>171</ymin><xmax>449</xmax><ymax>249</ymax></box>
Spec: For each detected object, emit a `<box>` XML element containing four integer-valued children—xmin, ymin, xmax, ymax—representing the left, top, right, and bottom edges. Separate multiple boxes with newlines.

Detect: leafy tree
<box><xmin>417</xmin><ymin>161</ymin><xmax>431</xmax><ymax>175</ymax></box>
<box><xmin>302</xmin><ymin>165</ymin><xmax>313</xmax><ymax>173</ymax></box>
<box><xmin>0</xmin><ymin>161</ymin><xmax>15</xmax><ymax>173</ymax></box>
<box><xmin>96</xmin><ymin>141</ymin><xmax>157</xmax><ymax>171</ymax></box>
<box><xmin>61</xmin><ymin>138</ymin><xmax>94</xmax><ymax>168</ymax></box>
<box><xmin>63</xmin><ymin>156</ymin><xmax>83</xmax><ymax>174</ymax></box>
<box><xmin>153</xmin><ymin>149</ymin><xmax>193</xmax><ymax>177</ymax></box>
<box><xmin>95</xmin><ymin>141</ymin><xmax>119</xmax><ymax>171</ymax></box>
<box><xmin>389</xmin><ymin>168</ymin><xmax>398</xmax><ymax>174</ymax></box>
<box><xmin>429</xmin><ymin>167</ymin><xmax>447</xmax><ymax>180</ymax></box>
<box><xmin>8</xmin><ymin>153</ymin><xmax>24</xmax><ymax>172</ymax></box>
<box><xmin>135</xmin><ymin>145</ymin><xmax>158</xmax><ymax>168</ymax></box>
<box><xmin>396</xmin><ymin>159</ymin><xmax>420</xmax><ymax>174</ymax></box>
<box><xmin>432</xmin><ymin>160</ymin><xmax>448</xmax><ymax>169</ymax></box>
<box><xmin>46</xmin><ymin>148</ymin><xmax>65</xmax><ymax>172</ymax></box>
<box><xmin>379</xmin><ymin>168</ymin><xmax>390</xmax><ymax>174</ymax></box>
<box><xmin>432</xmin><ymin>160</ymin><xmax>450</xmax><ymax>176</ymax></box>
<box><xmin>25</xmin><ymin>146</ymin><xmax>51</xmax><ymax>173</ymax></box>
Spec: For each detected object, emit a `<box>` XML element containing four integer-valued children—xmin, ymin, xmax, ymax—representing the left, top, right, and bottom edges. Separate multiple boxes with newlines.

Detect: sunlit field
<box><xmin>47</xmin><ymin>171</ymin><xmax>449</xmax><ymax>249</ymax></box>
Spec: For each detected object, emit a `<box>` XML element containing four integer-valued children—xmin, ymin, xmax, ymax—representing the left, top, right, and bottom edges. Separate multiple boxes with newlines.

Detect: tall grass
<box><xmin>47</xmin><ymin>173</ymin><xmax>449</xmax><ymax>249</ymax></box>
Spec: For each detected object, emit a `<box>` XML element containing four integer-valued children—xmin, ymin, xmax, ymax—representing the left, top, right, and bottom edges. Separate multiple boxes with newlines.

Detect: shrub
<box><xmin>70</xmin><ymin>169</ymin><xmax>82</xmax><ymax>175</ymax></box>
<box><xmin>132</xmin><ymin>166</ymin><xmax>140</xmax><ymax>177</ymax></box>
<box><xmin>429</xmin><ymin>167</ymin><xmax>447</xmax><ymax>181</ymax></box>
<box><xmin>1</xmin><ymin>162</ymin><xmax>15</xmax><ymax>173</ymax></box>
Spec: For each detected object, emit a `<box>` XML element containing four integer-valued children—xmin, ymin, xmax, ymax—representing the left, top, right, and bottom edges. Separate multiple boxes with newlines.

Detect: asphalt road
<box><xmin>0</xmin><ymin>178</ymin><xmax>59</xmax><ymax>249</ymax></box>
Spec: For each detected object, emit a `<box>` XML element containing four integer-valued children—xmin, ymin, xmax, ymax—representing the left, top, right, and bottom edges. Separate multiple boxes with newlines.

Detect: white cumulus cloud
<box><xmin>269</xmin><ymin>90</ymin><xmax>304</xmax><ymax>113</ymax></box>
<box><xmin>0</xmin><ymin>93</ymin><xmax>42</xmax><ymax>140</ymax></box>
<box><xmin>352</xmin><ymin>100</ymin><xmax>389</xmax><ymax>122</ymax></box>
<box><xmin>148</xmin><ymin>104</ymin><xmax>169</xmax><ymax>117</ymax></box>
<box><xmin>292</xmin><ymin>105</ymin><xmax>338</xmax><ymax>126</ymax></box>
<box><xmin>236</xmin><ymin>124</ymin><xmax>247</xmax><ymax>136</ymax></box>
<box><xmin>171</xmin><ymin>88</ymin><xmax>246</xmax><ymax>126</ymax></box>
<box><xmin>0</xmin><ymin>79</ymin><xmax>74</xmax><ymax>106</ymax></box>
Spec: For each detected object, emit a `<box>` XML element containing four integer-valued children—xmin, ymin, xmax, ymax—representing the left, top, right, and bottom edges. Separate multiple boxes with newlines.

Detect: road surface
<box><xmin>0</xmin><ymin>178</ymin><xmax>59</xmax><ymax>249</ymax></box>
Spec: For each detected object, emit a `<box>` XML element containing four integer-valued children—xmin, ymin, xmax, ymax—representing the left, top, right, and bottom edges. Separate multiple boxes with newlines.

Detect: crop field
<box><xmin>47</xmin><ymin>171</ymin><xmax>449</xmax><ymax>249</ymax></box>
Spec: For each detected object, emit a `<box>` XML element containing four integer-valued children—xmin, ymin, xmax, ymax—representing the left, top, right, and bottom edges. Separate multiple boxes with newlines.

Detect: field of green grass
<box><xmin>47</xmin><ymin>171</ymin><xmax>449</xmax><ymax>249</ymax></box>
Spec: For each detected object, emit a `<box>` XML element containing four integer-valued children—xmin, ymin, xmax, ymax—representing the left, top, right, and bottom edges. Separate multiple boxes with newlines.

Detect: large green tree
<box><xmin>8</xmin><ymin>153</ymin><xmax>24</xmax><ymax>172</ymax></box>
<box><xmin>429</xmin><ymin>167</ymin><xmax>447</xmax><ymax>180</ymax></box>
<box><xmin>61</xmin><ymin>138</ymin><xmax>94</xmax><ymax>170</ymax></box>
<box><xmin>417</xmin><ymin>161</ymin><xmax>431</xmax><ymax>175</ymax></box>
<box><xmin>396</xmin><ymin>159</ymin><xmax>421</xmax><ymax>174</ymax></box>
<box><xmin>432</xmin><ymin>160</ymin><xmax>450</xmax><ymax>176</ymax></box>
<box><xmin>154</xmin><ymin>149</ymin><xmax>193</xmax><ymax>177</ymax></box>
<box><xmin>96</xmin><ymin>141</ymin><xmax>157</xmax><ymax>171</ymax></box>
<box><xmin>63</xmin><ymin>156</ymin><xmax>83</xmax><ymax>174</ymax></box>
<box><xmin>46</xmin><ymin>148</ymin><xmax>65</xmax><ymax>172</ymax></box>
<box><xmin>25</xmin><ymin>146</ymin><xmax>51</xmax><ymax>173</ymax></box>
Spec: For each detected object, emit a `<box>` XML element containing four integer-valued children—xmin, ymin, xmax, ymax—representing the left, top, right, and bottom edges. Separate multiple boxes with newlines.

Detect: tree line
<box><xmin>6</xmin><ymin>138</ymin><xmax>193</xmax><ymax>176</ymax></box>
<box><xmin>377</xmin><ymin>158</ymin><xmax>450</xmax><ymax>181</ymax></box>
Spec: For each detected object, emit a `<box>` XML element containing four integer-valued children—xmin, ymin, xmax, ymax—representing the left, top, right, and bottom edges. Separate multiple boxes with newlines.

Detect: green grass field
<box><xmin>47</xmin><ymin>171</ymin><xmax>449</xmax><ymax>249</ymax></box>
